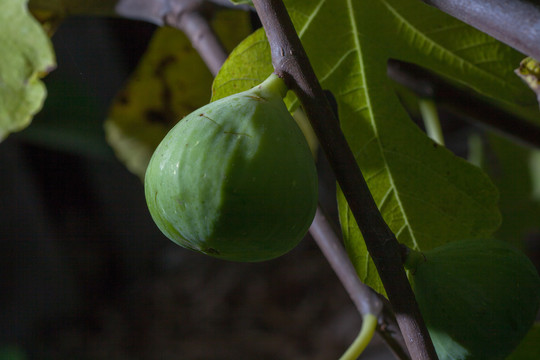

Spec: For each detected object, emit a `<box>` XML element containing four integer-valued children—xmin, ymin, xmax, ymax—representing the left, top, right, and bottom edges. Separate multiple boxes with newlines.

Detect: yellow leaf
<box><xmin>0</xmin><ymin>0</ymin><xmax>56</xmax><ymax>141</ymax></box>
<box><xmin>105</xmin><ymin>10</ymin><xmax>251</xmax><ymax>179</ymax></box>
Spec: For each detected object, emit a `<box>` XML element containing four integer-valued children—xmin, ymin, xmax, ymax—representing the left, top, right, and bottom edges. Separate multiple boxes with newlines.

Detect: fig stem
<box><xmin>402</xmin><ymin>246</ymin><xmax>426</xmax><ymax>273</ymax></box>
<box><xmin>339</xmin><ymin>313</ymin><xmax>378</xmax><ymax>360</ymax></box>
<box><xmin>255</xmin><ymin>73</ymin><xmax>288</xmax><ymax>99</ymax></box>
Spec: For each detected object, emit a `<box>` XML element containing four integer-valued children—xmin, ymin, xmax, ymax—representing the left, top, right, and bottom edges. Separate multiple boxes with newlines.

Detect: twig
<box><xmin>103</xmin><ymin>0</ymin><xmax>540</xmax><ymax>62</ymax></box>
<box><xmin>85</xmin><ymin>1</ymin><xmax>540</xmax><ymax>150</ymax></box>
<box><xmin>162</xmin><ymin>1</ymin><xmax>227</xmax><ymax>76</ymax></box>
<box><xmin>421</xmin><ymin>0</ymin><xmax>540</xmax><ymax>61</ymax></box>
<box><xmin>114</xmin><ymin>0</ymin><xmax>253</xmax><ymax>26</ymax></box>
<box><xmin>388</xmin><ymin>59</ymin><xmax>540</xmax><ymax>149</ymax></box>
<box><xmin>251</xmin><ymin>0</ymin><xmax>439</xmax><ymax>359</ymax></box>
<box><xmin>310</xmin><ymin>207</ymin><xmax>411</xmax><ymax>360</ymax></box>
<box><xmin>206</xmin><ymin>0</ymin><xmax>253</xmax><ymax>11</ymax></box>
<box><xmin>115</xmin><ymin>0</ymin><xmax>168</xmax><ymax>25</ymax></box>
<box><xmin>310</xmin><ymin>208</ymin><xmax>381</xmax><ymax>316</ymax></box>
<box><xmin>115</xmin><ymin>0</ymin><xmax>229</xmax><ymax>76</ymax></box>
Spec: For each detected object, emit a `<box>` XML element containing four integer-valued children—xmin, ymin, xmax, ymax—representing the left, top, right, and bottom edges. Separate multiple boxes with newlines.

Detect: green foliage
<box><xmin>405</xmin><ymin>239</ymin><xmax>540</xmax><ymax>360</ymax></box>
<box><xmin>210</xmin><ymin>0</ymin><xmax>536</xmax><ymax>293</ymax></box>
<box><xmin>0</xmin><ymin>0</ymin><xmax>55</xmax><ymax>141</ymax></box>
<box><xmin>230</xmin><ymin>0</ymin><xmax>253</xmax><ymax>4</ymax></box>
<box><xmin>145</xmin><ymin>75</ymin><xmax>317</xmax><ymax>261</ymax></box>
<box><xmin>506</xmin><ymin>323</ymin><xmax>540</xmax><ymax>360</ymax></box>
<box><xmin>482</xmin><ymin>135</ymin><xmax>540</xmax><ymax>247</ymax></box>
<box><xmin>0</xmin><ymin>0</ymin><xmax>538</xmax><ymax>356</ymax></box>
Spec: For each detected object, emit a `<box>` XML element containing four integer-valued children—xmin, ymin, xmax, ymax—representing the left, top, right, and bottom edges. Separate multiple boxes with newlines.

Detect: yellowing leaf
<box><xmin>0</xmin><ymin>0</ymin><xmax>56</xmax><ymax>141</ymax></box>
<box><xmin>515</xmin><ymin>57</ymin><xmax>540</xmax><ymax>107</ymax></box>
<box><xmin>105</xmin><ymin>11</ymin><xmax>251</xmax><ymax>179</ymax></box>
<box><xmin>28</xmin><ymin>7</ymin><xmax>64</xmax><ymax>36</ymax></box>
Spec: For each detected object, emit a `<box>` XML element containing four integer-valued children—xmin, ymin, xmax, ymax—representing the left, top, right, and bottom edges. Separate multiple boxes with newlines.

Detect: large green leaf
<box><xmin>506</xmin><ymin>323</ymin><xmax>540</xmax><ymax>360</ymax></box>
<box><xmin>0</xmin><ymin>0</ymin><xmax>56</xmax><ymax>141</ymax></box>
<box><xmin>212</xmin><ymin>0</ymin><xmax>514</xmax><ymax>294</ymax></box>
<box><xmin>483</xmin><ymin>135</ymin><xmax>540</xmax><ymax>247</ymax></box>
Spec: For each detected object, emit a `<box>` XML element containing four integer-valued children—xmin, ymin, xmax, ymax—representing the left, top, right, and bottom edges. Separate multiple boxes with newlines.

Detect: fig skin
<box><xmin>405</xmin><ymin>239</ymin><xmax>540</xmax><ymax>360</ymax></box>
<box><xmin>144</xmin><ymin>74</ymin><xmax>318</xmax><ymax>262</ymax></box>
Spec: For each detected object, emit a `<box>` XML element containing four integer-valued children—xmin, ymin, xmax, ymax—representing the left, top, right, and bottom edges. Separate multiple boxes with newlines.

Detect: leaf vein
<box><xmin>297</xmin><ymin>0</ymin><xmax>326</xmax><ymax>38</ymax></box>
<box><xmin>348</xmin><ymin>0</ymin><xmax>417</xmax><ymax>250</ymax></box>
<box><xmin>380</xmin><ymin>0</ymin><xmax>510</xmax><ymax>89</ymax></box>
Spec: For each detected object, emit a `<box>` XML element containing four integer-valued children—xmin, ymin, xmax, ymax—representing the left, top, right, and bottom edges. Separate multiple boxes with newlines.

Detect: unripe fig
<box><xmin>404</xmin><ymin>239</ymin><xmax>540</xmax><ymax>360</ymax></box>
<box><xmin>144</xmin><ymin>74</ymin><xmax>318</xmax><ymax>262</ymax></box>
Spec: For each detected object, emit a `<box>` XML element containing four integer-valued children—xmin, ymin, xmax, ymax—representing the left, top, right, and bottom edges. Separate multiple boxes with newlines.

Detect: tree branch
<box><xmin>114</xmin><ymin>0</ymin><xmax>252</xmax><ymax>26</ymax></box>
<box><xmin>164</xmin><ymin>6</ymin><xmax>227</xmax><ymax>76</ymax></box>
<box><xmin>388</xmin><ymin>59</ymin><xmax>540</xmax><ymax>149</ymax></box>
<box><xmin>114</xmin><ymin>1</ymin><xmax>410</xmax><ymax>356</ymax></box>
<box><xmin>251</xmin><ymin>0</ymin><xmax>439</xmax><ymax>359</ymax></box>
<box><xmin>310</xmin><ymin>207</ymin><xmax>411</xmax><ymax>360</ymax></box>
<box><xmin>132</xmin><ymin>0</ymin><xmax>409</xmax><ymax>356</ymax></box>
<box><xmin>422</xmin><ymin>0</ymin><xmax>540</xmax><ymax>61</ymax></box>
<box><xmin>310</xmin><ymin>207</ymin><xmax>381</xmax><ymax>316</ymax></box>
<box><xmin>155</xmin><ymin>1</ymin><xmax>415</xmax><ymax>357</ymax></box>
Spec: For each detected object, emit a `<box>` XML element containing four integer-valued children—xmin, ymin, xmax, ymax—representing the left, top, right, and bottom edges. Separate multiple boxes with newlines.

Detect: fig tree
<box><xmin>144</xmin><ymin>74</ymin><xmax>318</xmax><ymax>262</ymax></box>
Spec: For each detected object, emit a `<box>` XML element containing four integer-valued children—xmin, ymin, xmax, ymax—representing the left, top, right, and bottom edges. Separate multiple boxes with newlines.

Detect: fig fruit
<box><xmin>144</xmin><ymin>74</ymin><xmax>318</xmax><ymax>262</ymax></box>
<box><xmin>405</xmin><ymin>239</ymin><xmax>540</xmax><ymax>360</ymax></box>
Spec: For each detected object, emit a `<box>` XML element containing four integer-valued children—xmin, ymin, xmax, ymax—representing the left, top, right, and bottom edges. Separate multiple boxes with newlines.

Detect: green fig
<box><xmin>404</xmin><ymin>239</ymin><xmax>540</xmax><ymax>360</ymax></box>
<box><xmin>144</xmin><ymin>74</ymin><xmax>318</xmax><ymax>262</ymax></box>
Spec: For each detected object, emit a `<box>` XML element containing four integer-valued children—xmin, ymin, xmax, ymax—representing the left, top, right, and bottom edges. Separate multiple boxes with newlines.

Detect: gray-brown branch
<box><xmin>422</xmin><ymin>0</ymin><xmax>540</xmax><ymax>61</ymax></box>
<box><xmin>251</xmin><ymin>0</ymin><xmax>439</xmax><ymax>359</ymax></box>
<box><xmin>387</xmin><ymin>59</ymin><xmax>540</xmax><ymax>149</ymax></box>
<box><xmin>310</xmin><ymin>207</ymin><xmax>410</xmax><ymax>360</ymax></box>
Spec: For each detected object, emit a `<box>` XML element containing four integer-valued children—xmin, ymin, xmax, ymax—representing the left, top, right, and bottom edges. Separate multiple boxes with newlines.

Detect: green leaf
<box><xmin>212</xmin><ymin>0</ymin><xmax>511</xmax><ymax>294</ymax></box>
<box><xmin>0</xmin><ymin>0</ymin><xmax>56</xmax><ymax>141</ymax></box>
<box><xmin>506</xmin><ymin>323</ymin><xmax>540</xmax><ymax>360</ymax></box>
<box><xmin>212</xmin><ymin>29</ymin><xmax>273</xmax><ymax>100</ymax></box>
<box><xmin>229</xmin><ymin>0</ymin><xmax>253</xmax><ymax>5</ymax></box>
<box><xmin>483</xmin><ymin>135</ymin><xmax>540</xmax><ymax>247</ymax></box>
